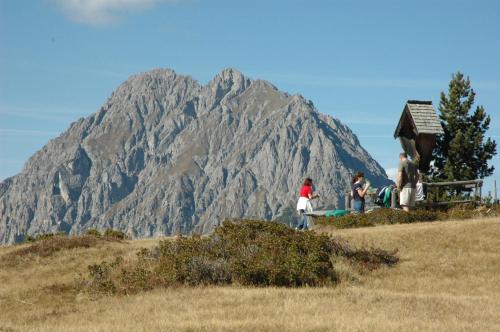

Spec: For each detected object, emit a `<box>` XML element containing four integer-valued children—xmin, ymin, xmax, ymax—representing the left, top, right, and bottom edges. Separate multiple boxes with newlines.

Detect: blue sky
<box><xmin>1</xmin><ymin>0</ymin><xmax>499</xmax><ymax>195</ymax></box>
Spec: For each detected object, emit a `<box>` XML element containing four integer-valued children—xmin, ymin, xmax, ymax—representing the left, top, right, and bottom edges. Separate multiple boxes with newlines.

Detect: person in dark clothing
<box><xmin>351</xmin><ymin>172</ymin><xmax>370</xmax><ymax>214</ymax></box>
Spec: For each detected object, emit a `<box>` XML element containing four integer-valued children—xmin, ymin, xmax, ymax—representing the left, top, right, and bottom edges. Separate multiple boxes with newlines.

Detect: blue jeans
<box><xmin>353</xmin><ymin>200</ymin><xmax>365</xmax><ymax>214</ymax></box>
<box><xmin>297</xmin><ymin>209</ymin><xmax>309</xmax><ymax>230</ymax></box>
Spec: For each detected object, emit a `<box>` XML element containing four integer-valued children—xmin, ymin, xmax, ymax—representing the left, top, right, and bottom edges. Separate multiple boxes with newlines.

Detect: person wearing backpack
<box><xmin>397</xmin><ymin>152</ymin><xmax>418</xmax><ymax>211</ymax></box>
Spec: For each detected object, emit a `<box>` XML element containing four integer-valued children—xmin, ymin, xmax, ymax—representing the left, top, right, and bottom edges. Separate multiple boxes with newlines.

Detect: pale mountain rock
<box><xmin>0</xmin><ymin>68</ymin><xmax>390</xmax><ymax>243</ymax></box>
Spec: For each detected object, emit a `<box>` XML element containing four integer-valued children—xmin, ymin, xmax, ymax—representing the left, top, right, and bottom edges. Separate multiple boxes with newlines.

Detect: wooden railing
<box><xmin>344</xmin><ymin>179</ymin><xmax>484</xmax><ymax>210</ymax></box>
<box><xmin>420</xmin><ymin>179</ymin><xmax>483</xmax><ymax>207</ymax></box>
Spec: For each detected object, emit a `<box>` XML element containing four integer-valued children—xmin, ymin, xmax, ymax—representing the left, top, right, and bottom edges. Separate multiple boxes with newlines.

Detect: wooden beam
<box><xmin>423</xmin><ymin>179</ymin><xmax>483</xmax><ymax>187</ymax></box>
<box><xmin>423</xmin><ymin>200</ymin><xmax>476</xmax><ymax>207</ymax></box>
<box><xmin>345</xmin><ymin>191</ymin><xmax>351</xmax><ymax>210</ymax></box>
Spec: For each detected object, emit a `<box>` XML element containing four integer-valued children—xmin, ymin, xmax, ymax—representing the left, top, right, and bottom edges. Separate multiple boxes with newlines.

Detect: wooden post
<box><xmin>475</xmin><ymin>183</ymin><xmax>478</xmax><ymax>202</ymax></box>
<box><xmin>391</xmin><ymin>189</ymin><xmax>397</xmax><ymax>208</ymax></box>
<box><xmin>494</xmin><ymin>180</ymin><xmax>498</xmax><ymax>204</ymax></box>
<box><xmin>479</xmin><ymin>183</ymin><xmax>482</xmax><ymax>203</ymax></box>
<box><xmin>345</xmin><ymin>191</ymin><xmax>351</xmax><ymax>210</ymax></box>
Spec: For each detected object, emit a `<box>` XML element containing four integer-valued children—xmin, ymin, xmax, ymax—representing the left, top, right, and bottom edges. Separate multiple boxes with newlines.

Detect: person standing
<box><xmin>296</xmin><ymin>178</ymin><xmax>319</xmax><ymax>230</ymax></box>
<box><xmin>351</xmin><ymin>172</ymin><xmax>370</xmax><ymax>214</ymax></box>
<box><xmin>397</xmin><ymin>153</ymin><xmax>418</xmax><ymax>211</ymax></box>
<box><xmin>415</xmin><ymin>170</ymin><xmax>425</xmax><ymax>202</ymax></box>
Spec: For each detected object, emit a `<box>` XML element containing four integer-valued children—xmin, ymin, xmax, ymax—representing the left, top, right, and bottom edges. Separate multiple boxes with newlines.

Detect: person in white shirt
<box><xmin>296</xmin><ymin>178</ymin><xmax>319</xmax><ymax>230</ymax></box>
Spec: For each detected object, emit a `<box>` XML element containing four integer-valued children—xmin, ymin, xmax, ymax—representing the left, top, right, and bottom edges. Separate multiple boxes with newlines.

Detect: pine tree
<box><xmin>431</xmin><ymin>72</ymin><xmax>496</xmax><ymax>181</ymax></box>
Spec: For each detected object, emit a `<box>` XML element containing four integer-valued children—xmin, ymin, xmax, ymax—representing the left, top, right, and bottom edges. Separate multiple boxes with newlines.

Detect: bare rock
<box><xmin>0</xmin><ymin>68</ymin><xmax>390</xmax><ymax>243</ymax></box>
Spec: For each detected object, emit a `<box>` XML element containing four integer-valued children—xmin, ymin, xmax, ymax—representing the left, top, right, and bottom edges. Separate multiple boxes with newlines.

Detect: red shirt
<box><xmin>299</xmin><ymin>185</ymin><xmax>313</xmax><ymax>198</ymax></box>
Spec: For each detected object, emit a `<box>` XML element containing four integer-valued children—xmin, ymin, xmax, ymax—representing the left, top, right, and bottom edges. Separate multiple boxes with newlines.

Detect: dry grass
<box><xmin>1</xmin><ymin>218</ymin><xmax>500</xmax><ymax>331</ymax></box>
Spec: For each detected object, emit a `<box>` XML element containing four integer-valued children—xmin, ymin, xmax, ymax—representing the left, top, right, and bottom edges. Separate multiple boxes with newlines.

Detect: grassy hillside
<box><xmin>1</xmin><ymin>217</ymin><xmax>500</xmax><ymax>331</ymax></box>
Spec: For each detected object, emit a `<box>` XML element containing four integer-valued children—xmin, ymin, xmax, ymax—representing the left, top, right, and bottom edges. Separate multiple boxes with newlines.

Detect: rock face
<box><xmin>0</xmin><ymin>68</ymin><xmax>389</xmax><ymax>244</ymax></box>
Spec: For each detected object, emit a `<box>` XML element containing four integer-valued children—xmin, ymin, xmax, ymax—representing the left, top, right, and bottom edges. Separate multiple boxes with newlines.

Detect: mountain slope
<box><xmin>0</xmin><ymin>68</ymin><xmax>389</xmax><ymax>243</ymax></box>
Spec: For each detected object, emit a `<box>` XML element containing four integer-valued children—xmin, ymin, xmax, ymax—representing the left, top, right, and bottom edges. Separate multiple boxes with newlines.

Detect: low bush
<box><xmin>23</xmin><ymin>232</ymin><xmax>67</xmax><ymax>243</ymax></box>
<box><xmin>79</xmin><ymin>220</ymin><xmax>398</xmax><ymax>295</ymax></box>
<box><xmin>85</xmin><ymin>229</ymin><xmax>102</xmax><ymax>237</ymax></box>
<box><xmin>315</xmin><ymin>204</ymin><xmax>500</xmax><ymax>229</ymax></box>
<box><xmin>103</xmin><ymin>229</ymin><xmax>129</xmax><ymax>240</ymax></box>
<box><xmin>3</xmin><ymin>233</ymin><xmax>126</xmax><ymax>266</ymax></box>
<box><xmin>445</xmin><ymin>204</ymin><xmax>476</xmax><ymax>220</ymax></box>
<box><xmin>315</xmin><ymin>208</ymin><xmax>442</xmax><ymax>228</ymax></box>
<box><xmin>5</xmin><ymin>235</ymin><xmax>100</xmax><ymax>263</ymax></box>
<box><xmin>85</xmin><ymin>258</ymin><xmax>123</xmax><ymax>295</ymax></box>
<box><xmin>84</xmin><ymin>228</ymin><xmax>128</xmax><ymax>239</ymax></box>
<box><xmin>21</xmin><ymin>228</ymin><xmax>128</xmax><ymax>243</ymax></box>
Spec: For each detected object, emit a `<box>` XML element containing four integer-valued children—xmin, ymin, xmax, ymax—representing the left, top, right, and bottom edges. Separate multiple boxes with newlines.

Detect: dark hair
<box><xmin>400</xmin><ymin>152</ymin><xmax>408</xmax><ymax>158</ymax></box>
<box><xmin>303</xmin><ymin>178</ymin><xmax>313</xmax><ymax>186</ymax></box>
<box><xmin>351</xmin><ymin>172</ymin><xmax>364</xmax><ymax>185</ymax></box>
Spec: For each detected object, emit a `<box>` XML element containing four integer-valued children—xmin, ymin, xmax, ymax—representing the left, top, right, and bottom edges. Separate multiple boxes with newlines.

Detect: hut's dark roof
<box><xmin>394</xmin><ymin>100</ymin><xmax>444</xmax><ymax>137</ymax></box>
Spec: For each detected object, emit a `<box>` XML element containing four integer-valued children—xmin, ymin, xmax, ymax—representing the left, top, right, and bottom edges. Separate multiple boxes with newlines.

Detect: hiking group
<box><xmin>296</xmin><ymin>152</ymin><xmax>421</xmax><ymax>228</ymax></box>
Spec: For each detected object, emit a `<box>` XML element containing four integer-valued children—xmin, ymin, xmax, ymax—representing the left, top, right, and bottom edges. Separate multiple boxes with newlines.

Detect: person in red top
<box><xmin>296</xmin><ymin>178</ymin><xmax>319</xmax><ymax>230</ymax></box>
<box><xmin>300</xmin><ymin>183</ymin><xmax>313</xmax><ymax>198</ymax></box>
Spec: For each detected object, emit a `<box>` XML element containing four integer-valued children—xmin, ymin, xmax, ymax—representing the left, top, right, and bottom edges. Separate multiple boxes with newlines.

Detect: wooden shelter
<box><xmin>394</xmin><ymin>100</ymin><xmax>444</xmax><ymax>172</ymax></box>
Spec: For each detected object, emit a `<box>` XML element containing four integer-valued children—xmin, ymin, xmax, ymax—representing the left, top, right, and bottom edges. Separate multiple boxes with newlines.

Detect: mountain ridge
<box><xmin>0</xmin><ymin>68</ymin><xmax>389</xmax><ymax>244</ymax></box>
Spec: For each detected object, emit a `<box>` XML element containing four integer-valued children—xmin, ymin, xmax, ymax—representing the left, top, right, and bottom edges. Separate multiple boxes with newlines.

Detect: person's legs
<box><xmin>353</xmin><ymin>200</ymin><xmax>362</xmax><ymax>214</ymax></box>
<box><xmin>402</xmin><ymin>188</ymin><xmax>417</xmax><ymax>211</ymax></box>
<box><xmin>400</xmin><ymin>188</ymin><xmax>410</xmax><ymax>212</ymax></box>
<box><xmin>303</xmin><ymin>215</ymin><xmax>309</xmax><ymax>230</ymax></box>
<box><xmin>297</xmin><ymin>209</ymin><xmax>306</xmax><ymax>229</ymax></box>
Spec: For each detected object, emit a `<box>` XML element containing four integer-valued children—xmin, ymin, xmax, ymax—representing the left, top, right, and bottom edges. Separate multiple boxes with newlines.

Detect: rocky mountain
<box><xmin>0</xmin><ymin>68</ymin><xmax>389</xmax><ymax>244</ymax></box>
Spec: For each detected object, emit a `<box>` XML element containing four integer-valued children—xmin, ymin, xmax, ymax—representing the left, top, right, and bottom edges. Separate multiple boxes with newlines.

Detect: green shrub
<box><xmin>445</xmin><ymin>204</ymin><xmax>476</xmax><ymax>220</ymax></box>
<box><xmin>85</xmin><ymin>229</ymin><xmax>102</xmax><ymax>237</ymax></box>
<box><xmin>103</xmin><ymin>229</ymin><xmax>129</xmax><ymax>240</ymax></box>
<box><xmin>3</xmin><ymin>234</ymin><xmax>126</xmax><ymax>267</ymax></box>
<box><xmin>80</xmin><ymin>220</ymin><xmax>398</xmax><ymax>295</ymax></box>
<box><xmin>315</xmin><ymin>209</ymin><xmax>442</xmax><ymax>228</ymax></box>
<box><xmin>85</xmin><ymin>258</ymin><xmax>122</xmax><ymax>295</ymax></box>
<box><xmin>153</xmin><ymin>235</ymin><xmax>232</xmax><ymax>287</ymax></box>
<box><xmin>6</xmin><ymin>235</ymin><xmax>99</xmax><ymax>262</ymax></box>
<box><xmin>23</xmin><ymin>232</ymin><xmax>67</xmax><ymax>243</ymax></box>
<box><xmin>315</xmin><ymin>204</ymin><xmax>500</xmax><ymax>229</ymax></box>
<box><xmin>24</xmin><ymin>235</ymin><xmax>36</xmax><ymax>243</ymax></box>
<box><xmin>489</xmin><ymin>204</ymin><xmax>500</xmax><ymax>215</ymax></box>
<box><xmin>21</xmin><ymin>229</ymin><xmax>126</xmax><ymax>243</ymax></box>
<box><xmin>212</xmin><ymin>220</ymin><xmax>337</xmax><ymax>286</ymax></box>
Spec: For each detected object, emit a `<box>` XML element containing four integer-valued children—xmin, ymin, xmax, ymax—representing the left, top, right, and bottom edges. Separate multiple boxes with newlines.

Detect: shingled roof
<box><xmin>394</xmin><ymin>100</ymin><xmax>444</xmax><ymax>138</ymax></box>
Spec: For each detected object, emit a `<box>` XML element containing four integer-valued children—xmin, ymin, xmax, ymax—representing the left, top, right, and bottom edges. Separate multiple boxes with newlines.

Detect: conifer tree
<box><xmin>431</xmin><ymin>72</ymin><xmax>496</xmax><ymax>181</ymax></box>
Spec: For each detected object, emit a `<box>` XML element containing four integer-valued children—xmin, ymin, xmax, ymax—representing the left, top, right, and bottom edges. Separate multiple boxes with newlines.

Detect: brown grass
<box><xmin>2</xmin><ymin>235</ymin><xmax>125</xmax><ymax>267</ymax></box>
<box><xmin>1</xmin><ymin>218</ymin><xmax>500</xmax><ymax>331</ymax></box>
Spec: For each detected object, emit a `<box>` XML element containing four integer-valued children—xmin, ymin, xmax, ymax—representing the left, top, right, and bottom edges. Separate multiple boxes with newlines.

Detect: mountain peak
<box><xmin>217</xmin><ymin>67</ymin><xmax>245</xmax><ymax>79</ymax></box>
<box><xmin>210</xmin><ymin>67</ymin><xmax>250</xmax><ymax>87</ymax></box>
<box><xmin>203</xmin><ymin>68</ymin><xmax>252</xmax><ymax>104</ymax></box>
<box><xmin>0</xmin><ymin>68</ymin><xmax>389</xmax><ymax>244</ymax></box>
